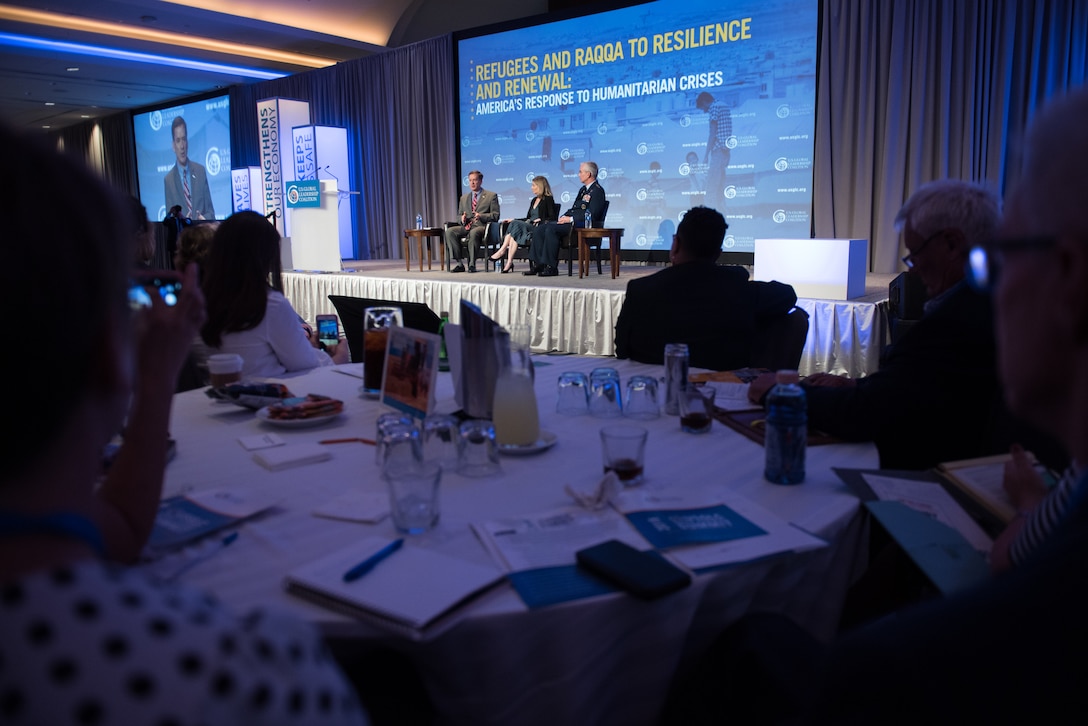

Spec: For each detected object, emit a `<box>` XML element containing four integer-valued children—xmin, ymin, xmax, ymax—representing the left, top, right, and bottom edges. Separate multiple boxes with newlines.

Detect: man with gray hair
<box><xmin>749</xmin><ymin>179</ymin><xmax>1009</xmax><ymax>469</ymax></box>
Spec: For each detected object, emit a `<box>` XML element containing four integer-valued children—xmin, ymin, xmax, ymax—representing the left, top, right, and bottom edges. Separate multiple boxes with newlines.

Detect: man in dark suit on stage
<box><xmin>164</xmin><ymin>116</ymin><xmax>215</xmax><ymax>220</ymax></box>
<box><xmin>749</xmin><ymin>179</ymin><xmax>1006</xmax><ymax>470</ymax></box>
<box><xmin>445</xmin><ymin>170</ymin><xmax>499</xmax><ymax>273</ymax></box>
<box><xmin>524</xmin><ymin>161</ymin><xmax>605</xmax><ymax>277</ymax></box>
<box><xmin>615</xmin><ymin>206</ymin><xmax>797</xmax><ymax>370</ymax></box>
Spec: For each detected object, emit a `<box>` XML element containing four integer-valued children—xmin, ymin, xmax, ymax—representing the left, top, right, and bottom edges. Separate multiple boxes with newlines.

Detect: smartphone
<box><xmin>575</xmin><ymin>539</ymin><xmax>691</xmax><ymax>600</ymax></box>
<box><xmin>316</xmin><ymin>314</ymin><xmax>340</xmax><ymax>347</ymax></box>
<box><xmin>128</xmin><ymin>274</ymin><xmax>181</xmax><ymax>310</ymax></box>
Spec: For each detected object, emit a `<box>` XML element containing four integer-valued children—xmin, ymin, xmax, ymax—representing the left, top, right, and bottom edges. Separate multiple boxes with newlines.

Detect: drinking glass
<box><xmin>556</xmin><ymin>371</ymin><xmax>590</xmax><ymax>415</ymax></box>
<box><xmin>378</xmin><ymin>422</ymin><xmax>422</xmax><ymax>474</ymax></box>
<box><xmin>362</xmin><ymin>306</ymin><xmax>403</xmax><ymax>398</ymax></box>
<box><xmin>457</xmin><ymin>419</ymin><xmax>501</xmax><ymax>477</ymax></box>
<box><xmin>589</xmin><ymin>367</ymin><xmax>623</xmax><ymax>418</ymax></box>
<box><xmin>385</xmin><ymin>460</ymin><xmax>442</xmax><ymax>535</ymax></box>
<box><xmin>421</xmin><ymin>414</ymin><xmax>462</xmax><ymax>471</ymax></box>
<box><xmin>375</xmin><ymin>412</ymin><xmax>415</xmax><ymax>464</ymax></box>
<box><xmin>600</xmin><ymin>425</ymin><xmax>648</xmax><ymax>487</ymax></box>
<box><xmin>679</xmin><ymin>384</ymin><xmax>717</xmax><ymax>434</ymax></box>
<box><xmin>624</xmin><ymin>375</ymin><xmax>660</xmax><ymax>420</ymax></box>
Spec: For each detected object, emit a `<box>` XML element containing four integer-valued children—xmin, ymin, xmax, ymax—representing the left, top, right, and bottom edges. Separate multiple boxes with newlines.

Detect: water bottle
<box><xmin>584</xmin><ymin>210</ymin><xmax>592</xmax><ymax>229</ymax></box>
<box><xmin>415</xmin><ymin>213</ymin><xmax>423</xmax><ymax>230</ymax></box>
<box><xmin>764</xmin><ymin>370</ymin><xmax>806</xmax><ymax>484</ymax></box>
<box><xmin>438</xmin><ymin>311</ymin><xmax>450</xmax><ymax>372</ymax></box>
<box><xmin>663</xmin><ymin>343</ymin><xmax>689</xmax><ymax>416</ymax></box>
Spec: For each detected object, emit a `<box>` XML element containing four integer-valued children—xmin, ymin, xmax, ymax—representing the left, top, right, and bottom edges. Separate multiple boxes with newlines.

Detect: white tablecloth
<box><xmin>162</xmin><ymin>356</ymin><xmax>877</xmax><ymax>725</ymax></box>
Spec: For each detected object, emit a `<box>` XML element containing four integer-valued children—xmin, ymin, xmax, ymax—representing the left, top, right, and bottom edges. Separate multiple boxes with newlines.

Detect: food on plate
<box><xmin>265</xmin><ymin>394</ymin><xmax>344</xmax><ymax>420</ymax></box>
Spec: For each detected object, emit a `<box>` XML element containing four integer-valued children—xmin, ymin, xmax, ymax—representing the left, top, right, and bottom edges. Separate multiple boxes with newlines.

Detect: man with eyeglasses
<box><xmin>749</xmin><ymin>179</ymin><xmax>1014</xmax><ymax>470</ymax></box>
<box><xmin>666</xmin><ymin>87</ymin><xmax>1088</xmax><ymax>726</ymax></box>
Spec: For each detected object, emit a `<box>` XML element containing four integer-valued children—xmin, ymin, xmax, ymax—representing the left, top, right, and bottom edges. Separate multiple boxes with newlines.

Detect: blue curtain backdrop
<box><xmin>53</xmin><ymin>0</ymin><xmax>1088</xmax><ymax>272</ymax></box>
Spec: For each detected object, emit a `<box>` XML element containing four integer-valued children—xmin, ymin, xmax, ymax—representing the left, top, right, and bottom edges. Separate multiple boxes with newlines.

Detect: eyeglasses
<box><xmin>966</xmin><ymin>236</ymin><xmax>1057</xmax><ymax>292</ymax></box>
<box><xmin>901</xmin><ymin>230</ymin><xmax>945</xmax><ymax>269</ymax></box>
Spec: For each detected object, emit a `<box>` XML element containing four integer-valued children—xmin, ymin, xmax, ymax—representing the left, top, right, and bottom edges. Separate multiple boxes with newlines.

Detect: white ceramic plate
<box><xmin>255</xmin><ymin>406</ymin><xmax>343</xmax><ymax>428</ymax></box>
<box><xmin>497</xmin><ymin>430</ymin><xmax>558</xmax><ymax>456</ymax></box>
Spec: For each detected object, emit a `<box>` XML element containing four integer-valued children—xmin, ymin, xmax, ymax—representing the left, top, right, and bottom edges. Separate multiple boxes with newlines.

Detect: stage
<box><xmin>282</xmin><ymin>259</ymin><xmax>894</xmax><ymax>377</ymax></box>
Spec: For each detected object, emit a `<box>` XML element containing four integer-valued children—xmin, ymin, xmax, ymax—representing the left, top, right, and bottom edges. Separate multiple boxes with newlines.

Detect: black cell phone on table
<box><xmin>576</xmin><ymin>539</ymin><xmax>691</xmax><ymax>600</ymax></box>
<box><xmin>316</xmin><ymin>314</ymin><xmax>340</xmax><ymax>347</ymax></box>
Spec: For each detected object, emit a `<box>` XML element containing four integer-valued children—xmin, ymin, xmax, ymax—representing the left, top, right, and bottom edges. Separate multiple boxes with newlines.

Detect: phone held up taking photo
<box><xmin>316</xmin><ymin>314</ymin><xmax>340</xmax><ymax>348</ymax></box>
<box><xmin>128</xmin><ymin>272</ymin><xmax>182</xmax><ymax>310</ymax></box>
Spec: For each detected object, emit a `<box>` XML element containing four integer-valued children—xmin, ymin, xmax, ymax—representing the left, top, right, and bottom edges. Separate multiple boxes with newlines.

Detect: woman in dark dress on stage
<box><xmin>490</xmin><ymin>176</ymin><xmax>558</xmax><ymax>273</ymax></box>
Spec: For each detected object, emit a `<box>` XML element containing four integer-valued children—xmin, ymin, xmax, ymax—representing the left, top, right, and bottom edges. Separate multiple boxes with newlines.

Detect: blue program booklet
<box><xmin>624</xmin><ymin>504</ymin><xmax>768</xmax><ymax>550</ymax></box>
<box><xmin>147</xmin><ymin>489</ymin><xmax>279</xmax><ymax>553</ymax></box>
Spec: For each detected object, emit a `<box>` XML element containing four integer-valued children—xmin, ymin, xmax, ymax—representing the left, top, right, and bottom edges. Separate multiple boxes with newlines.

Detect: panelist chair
<box><xmin>749</xmin><ymin>306</ymin><xmax>811</xmax><ymax>371</ymax></box>
<box><xmin>441</xmin><ymin>221</ymin><xmax>501</xmax><ymax>271</ymax></box>
<box><xmin>560</xmin><ymin>200</ymin><xmax>610</xmax><ymax>276</ymax></box>
<box><xmin>327</xmin><ymin>295</ymin><xmax>443</xmax><ymax>363</ymax></box>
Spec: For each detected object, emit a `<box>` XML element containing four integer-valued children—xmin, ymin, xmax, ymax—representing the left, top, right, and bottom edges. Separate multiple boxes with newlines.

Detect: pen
<box><xmin>320</xmin><ymin>437</ymin><xmax>377</xmax><ymax>446</ymax></box>
<box><xmin>343</xmin><ymin>538</ymin><xmax>404</xmax><ymax>582</ymax></box>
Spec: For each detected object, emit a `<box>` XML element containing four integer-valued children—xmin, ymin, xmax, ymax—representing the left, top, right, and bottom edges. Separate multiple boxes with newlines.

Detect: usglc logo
<box><xmin>774</xmin><ymin>157</ymin><xmax>789</xmax><ymax>171</ymax></box>
<box><xmin>636</xmin><ymin>143</ymin><xmax>648</xmax><ymax>155</ymax></box>
<box><xmin>773</xmin><ymin>210</ymin><xmax>787</xmax><ymax>223</ymax></box>
<box><xmin>777</xmin><ymin>104</ymin><xmax>790</xmax><ymax>118</ymax></box>
<box><xmin>679</xmin><ymin>115</ymin><xmax>691</xmax><ymax>128</ymax></box>
<box><xmin>525</xmin><ymin>172</ymin><xmax>536</xmax><ymax>184</ymax></box>
<box><xmin>723</xmin><ymin>235</ymin><xmax>736</xmax><ymax>248</ymax></box>
<box><xmin>598</xmin><ymin>168</ymin><xmax>608</xmax><ymax>180</ymax></box>
<box><xmin>149</xmin><ymin>111</ymin><xmax>163</xmax><ymax>131</ymax></box>
<box><xmin>561</xmin><ymin>148</ymin><xmax>571</xmax><ymax>161</ymax></box>
<box><xmin>679</xmin><ymin>162</ymin><xmax>692</xmax><ymax>176</ymax></box>
<box><xmin>636</xmin><ymin>188</ymin><xmax>648</xmax><ymax>201</ymax></box>
<box><xmin>525</xmin><ymin>131</ymin><xmax>536</xmax><ymax>142</ymax></box>
<box><xmin>461</xmin><ymin>136</ymin><xmax>470</xmax><ymax>147</ymax></box>
<box><xmin>725</xmin><ymin>136</ymin><xmax>738</xmax><ymax>149</ymax></box>
<box><xmin>724</xmin><ymin>186</ymin><xmax>737</xmax><ymax>199</ymax></box>
<box><xmin>597</xmin><ymin>123</ymin><xmax>608</xmax><ymax>135</ymax></box>
<box><xmin>492</xmin><ymin>154</ymin><xmax>502</xmax><ymax>166</ymax></box>
<box><xmin>287</xmin><ymin>187</ymin><xmax>300</xmax><ymax>204</ymax></box>
<box><xmin>636</xmin><ymin>234</ymin><xmax>648</xmax><ymax>246</ymax></box>
<box><xmin>205</xmin><ymin>148</ymin><xmax>222</xmax><ymax>176</ymax></box>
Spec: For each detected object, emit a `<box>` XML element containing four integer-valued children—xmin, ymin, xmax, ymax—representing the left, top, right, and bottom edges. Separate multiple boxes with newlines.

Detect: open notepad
<box><xmin>285</xmin><ymin>537</ymin><xmax>506</xmax><ymax>640</ymax></box>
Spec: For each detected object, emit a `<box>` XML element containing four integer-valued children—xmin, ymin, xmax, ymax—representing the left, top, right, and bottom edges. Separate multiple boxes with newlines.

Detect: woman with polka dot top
<box><xmin>0</xmin><ymin>124</ymin><xmax>368</xmax><ymax>726</ymax></box>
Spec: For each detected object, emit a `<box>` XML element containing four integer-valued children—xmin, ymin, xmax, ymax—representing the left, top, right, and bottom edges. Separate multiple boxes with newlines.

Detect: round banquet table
<box><xmin>158</xmin><ymin>355</ymin><xmax>877</xmax><ymax>726</ymax></box>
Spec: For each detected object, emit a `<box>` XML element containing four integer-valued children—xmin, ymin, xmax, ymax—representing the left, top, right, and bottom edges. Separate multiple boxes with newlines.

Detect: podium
<box><xmin>282</xmin><ymin>180</ymin><xmax>342</xmax><ymax>272</ymax></box>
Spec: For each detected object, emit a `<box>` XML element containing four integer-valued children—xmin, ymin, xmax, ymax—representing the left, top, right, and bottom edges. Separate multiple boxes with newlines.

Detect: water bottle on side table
<box><xmin>415</xmin><ymin>213</ymin><xmax>423</xmax><ymax>230</ymax></box>
<box><xmin>764</xmin><ymin>370</ymin><xmax>806</xmax><ymax>484</ymax></box>
<box><xmin>584</xmin><ymin>210</ymin><xmax>592</xmax><ymax>229</ymax></box>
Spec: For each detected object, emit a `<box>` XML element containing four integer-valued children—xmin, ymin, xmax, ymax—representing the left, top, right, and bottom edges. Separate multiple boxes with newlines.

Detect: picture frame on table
<box><xmin>380</xmin><ymin>325</ymin><xmax>442</xmax><ymax>419</ymax></box>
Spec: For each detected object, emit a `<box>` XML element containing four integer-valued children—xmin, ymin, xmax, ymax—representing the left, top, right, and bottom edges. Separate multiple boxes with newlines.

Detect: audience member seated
<box><xmin>129</xmin><ymin>196</ymin><xmax>157</xmax><ymax>267</ymax></box>
<box><xmin>664</xmin><ymin>86</ymin><xmax>1088</xmax><ymax>726</ymax></box>
<box><xmin>173</xmin><ymin>221</ymin><xmax>216</xmax><ymax>278</ymax></box>
<box><xmin>749</xmin><ymin>180</ymin><xmax>1008</xmax><ymax>470</ymax></box>
<box><xmin>490</xmin><ymin>175</ymin><xmax>557</xmax><ymax>273</ymax></box>
<box><xmin>989</xmin><ymin>444</ymin><xmax>1080</xmax><ymax>572</ymax></box>
<box><xmin>524</xmin><ymin>161</ymin><xmax>605</xmax><ymax>277</ymax></box>
<box><xmin>0</xmin><ymin>123</ymin><xmax>368</xmax><ymax>725</ymax></box>
<box><xmin>201</xmin><ymin>211</ymin><xmax>348</xmax><ymax>378</ymax></box>
<box><xmin>444</xmin><ymin>169</ymin><xmax>499</xmax><ymax>273</ymax></box>
<box><xmin>614</xmin><ymin>206</ymin><xmax>796</xmax><ymax>370</ymax></box>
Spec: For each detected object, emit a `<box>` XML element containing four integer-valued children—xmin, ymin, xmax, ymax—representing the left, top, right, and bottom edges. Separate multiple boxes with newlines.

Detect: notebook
<box><xmin>285</xmin><ymin>537</ymin><xmax>506</xmax><ymax>640</ymax></box>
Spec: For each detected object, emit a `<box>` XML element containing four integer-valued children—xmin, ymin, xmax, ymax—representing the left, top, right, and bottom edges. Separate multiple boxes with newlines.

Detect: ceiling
<box><xmin>0</xmin><ymin>0</ymin><xmax>551</xmax><ymax>132</ymax></box>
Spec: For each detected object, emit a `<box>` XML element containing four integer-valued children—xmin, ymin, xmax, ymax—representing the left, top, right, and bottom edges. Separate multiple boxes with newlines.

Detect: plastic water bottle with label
<box><xmin>764</xmin><ymin>370</ymin><xmax>807</xmax><ymax>484</ymax></box>
<box><xmin>415</xmin><ymin>213</ymin><xmax>423</xmax><ymax>230</ymax></box>
<box><xmin>584</xmin><ymin>210</ymin><xmax>592</xmax><ymax>229</ymax></box>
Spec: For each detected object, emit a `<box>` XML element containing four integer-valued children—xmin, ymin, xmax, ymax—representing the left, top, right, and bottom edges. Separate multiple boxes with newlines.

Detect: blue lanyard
<box><xmin>0</xmin><ymin>511</ymin><xmax>105</xmax><ymax>557</ymax></box>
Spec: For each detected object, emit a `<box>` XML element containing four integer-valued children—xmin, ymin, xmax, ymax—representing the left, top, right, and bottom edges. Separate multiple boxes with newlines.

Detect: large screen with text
<box><xmin>132</xmin><ymin>94</ymin><xmax>231</xmax><ymax>223</ymax></box>
<box><xmin>456</xmin><ymin>0</ymin><xmax>817</xmax><ymax>254</ymax></box>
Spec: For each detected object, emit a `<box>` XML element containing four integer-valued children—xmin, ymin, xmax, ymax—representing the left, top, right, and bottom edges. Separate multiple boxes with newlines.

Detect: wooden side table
<box><xmin>576</xmin><ymin>228</ymin><xmax>624</xmax><ymax>279</ymax></box>
<box><xmin>402</xmin><ymin>227</ymin><xmax>445</xmax><ymax>271</ymax></box>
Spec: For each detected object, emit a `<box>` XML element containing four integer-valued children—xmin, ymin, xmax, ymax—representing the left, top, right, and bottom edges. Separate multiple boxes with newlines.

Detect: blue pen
<box><xmin>343</xmin><ymin>539</ymin><xmax>404</xmax><ymax>582</ymax></box>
